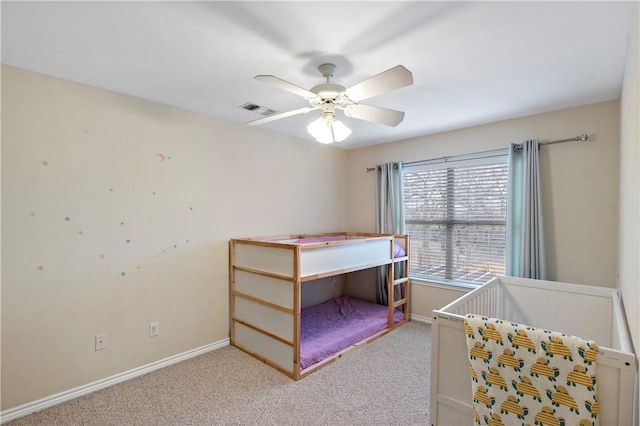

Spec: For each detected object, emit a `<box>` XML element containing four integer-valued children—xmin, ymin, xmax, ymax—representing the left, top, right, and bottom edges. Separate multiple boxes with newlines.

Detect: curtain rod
<box><xmin>364</xmin><ymin>133</ymin><xmax>588</xmax><ymax>172</ymax></box>
<box><xmin>512</xmin><ymin>133</ymin><xmax>588</xmax><ymax>150</ymax></box>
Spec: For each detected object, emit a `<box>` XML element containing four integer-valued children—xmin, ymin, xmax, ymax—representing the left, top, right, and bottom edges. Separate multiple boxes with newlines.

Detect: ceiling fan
<box><xmin>246</xmin><ymin>63</ymin><xmax>413</xmax><ymax>144</ymax></box>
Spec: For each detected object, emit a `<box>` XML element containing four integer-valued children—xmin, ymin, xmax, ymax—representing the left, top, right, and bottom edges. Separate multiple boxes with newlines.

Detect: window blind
<box><xmin>403</xmin><ymin>153</ymin><xmax>508</xmax><ymax>285</ymax></box>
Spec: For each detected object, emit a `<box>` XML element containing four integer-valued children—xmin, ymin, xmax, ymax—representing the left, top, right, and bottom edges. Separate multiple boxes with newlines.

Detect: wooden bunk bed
<box><xmin>229</xmin><ymin>232</ymin><xmax>409</xmax><ymax>379</ymax></box>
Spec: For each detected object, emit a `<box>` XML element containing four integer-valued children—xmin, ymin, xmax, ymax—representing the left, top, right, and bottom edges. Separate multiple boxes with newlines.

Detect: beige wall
<box><xmin>0</xmin><ymin>65</ymin><xmax>348</xmax><ymax>410</ymax></box>
<box><xmin>618</xmin><ymin>2</ymin><xmax>640</xmax><ymax>355</ymax></box>
<box><xmin>347</xmin><ymin>101</ymin><xmax>621</xmax><ymax>318</ymax></box>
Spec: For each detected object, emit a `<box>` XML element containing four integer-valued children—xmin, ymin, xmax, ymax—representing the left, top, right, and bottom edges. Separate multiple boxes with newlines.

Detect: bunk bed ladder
<box><xmin>390</xmin><ymin>234</ymin><xmax>410</xmax><ymax>326</ymax></box>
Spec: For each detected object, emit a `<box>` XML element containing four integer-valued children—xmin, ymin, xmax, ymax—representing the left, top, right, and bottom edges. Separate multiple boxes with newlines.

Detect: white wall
<box><xmin>347</xmin><ymin>101</ymin><xmax>621</xmax><ymax>319</ymax></box>
<box><xmin>618</xmin><ymin>2</ymin><xmax>639</xmax><ymax>355</ymax></box>
<box><xmin>0</xmin><ymin>65</ymin><xmax>348</xmax><ymax>410</ymax></box>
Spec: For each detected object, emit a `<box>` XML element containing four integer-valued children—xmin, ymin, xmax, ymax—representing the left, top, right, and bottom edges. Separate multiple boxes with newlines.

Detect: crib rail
<box><xmin>434</xmin><ymin>277</ymin><xmax>505</xmax><ymax>319</ymax></box>
<box><xmin>611</xmin><ymin>290</ymin><xmax>635</xmax><ymax>355</ymax></box>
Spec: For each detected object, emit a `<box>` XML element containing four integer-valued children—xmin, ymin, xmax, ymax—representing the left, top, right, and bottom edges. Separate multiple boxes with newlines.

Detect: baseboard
<box><xmin>1</xmin><ymin>339</ymin><xmax>229</xmax><ymax>424</ymax></box>
<box><xmin>410</xmin><ymin>313</ymin><xmax>432</xmax><ymax>324</ymax></box>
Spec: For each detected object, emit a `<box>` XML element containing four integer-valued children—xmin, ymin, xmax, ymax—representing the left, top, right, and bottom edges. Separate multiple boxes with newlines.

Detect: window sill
<box><xmin>409</xmin><ymin>277</ymin><xmax>479</xmax><ymax>291</ymax></box>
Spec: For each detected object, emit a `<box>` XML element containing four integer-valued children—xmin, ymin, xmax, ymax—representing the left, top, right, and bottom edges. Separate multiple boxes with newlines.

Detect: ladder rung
<box><xmin>393</xmin><ymin>298</ymin><xmax>407</xmax><ymax>308</ymax></box>
<box><xmin>393</xmin><ymin>277</ymin><xmax>409</xmax><ymax>285</ymax></box>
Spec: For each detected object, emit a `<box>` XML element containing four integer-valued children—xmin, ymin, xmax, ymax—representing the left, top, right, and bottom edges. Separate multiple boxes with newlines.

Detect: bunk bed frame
<box><xmin>229</xmin><ymin>232</ymin><xmax>409</xmax><ymax>380</ymax></box>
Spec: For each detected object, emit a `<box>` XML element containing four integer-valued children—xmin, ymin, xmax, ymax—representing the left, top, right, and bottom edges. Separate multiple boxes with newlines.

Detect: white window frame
<box><xmin>403</xmin><ymin>149</ymin><xmax>509</xmax><ymax>287</ymax></box>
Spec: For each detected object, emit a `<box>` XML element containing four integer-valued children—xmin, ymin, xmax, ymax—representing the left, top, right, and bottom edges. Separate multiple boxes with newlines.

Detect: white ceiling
<box><xmin>1</xmin><ymin>1</ymin><xmax>634</xmax><ymax>149</ymax></box>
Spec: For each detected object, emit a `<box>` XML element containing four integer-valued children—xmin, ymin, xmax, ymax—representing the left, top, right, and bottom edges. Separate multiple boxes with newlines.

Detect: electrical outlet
<box><xmin>95</xmin><ymin>334</ymin><xmax>107</xmax><ymax>351</ymax></box>
<box><xmin>149</xmin><ymin>322</ymin><xmax>159</xmax><ymax>337</ymax></box>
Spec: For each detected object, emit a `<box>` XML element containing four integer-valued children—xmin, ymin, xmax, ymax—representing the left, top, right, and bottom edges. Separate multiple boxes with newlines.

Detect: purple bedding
<box><xmin>275</xmin><ymin>236</ymin><xmax>406</xmax><ymax>258</ymax></box>
<box><xmin>300</xmin><ymin>296</ymin><xmax>404</xmax><ymax>370</ymax></box>
<box><xmin>290</xmin><ymin>236</ymin><xmax>348</xmax><ymax>244</ymax></box>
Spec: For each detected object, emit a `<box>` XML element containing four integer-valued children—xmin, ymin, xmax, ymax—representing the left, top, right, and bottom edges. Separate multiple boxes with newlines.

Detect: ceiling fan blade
<box><xmin>255</xmin><ymin>75</ymin><xmax>317</xmax><ymax>99</ymax></box>
<box><xmin>344</xmin><ymin>104</ymin><xmax>405</xmax><ymax>127</ymax></box>
<box><xmin>246</xmin><ymin>107</ymin><xmax>316</xmax><ymax>126</ymax></box>
<box><xmin>345</xmin><ymin>65</ymin><xmax>413</xmax><ymax>102</ymax></box>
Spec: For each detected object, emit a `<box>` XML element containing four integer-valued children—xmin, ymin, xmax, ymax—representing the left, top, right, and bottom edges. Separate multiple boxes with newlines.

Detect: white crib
<box><xmin>430</xmin><ymin>276</ymin><xmax>636</xmax><ymax>426</ymax></box>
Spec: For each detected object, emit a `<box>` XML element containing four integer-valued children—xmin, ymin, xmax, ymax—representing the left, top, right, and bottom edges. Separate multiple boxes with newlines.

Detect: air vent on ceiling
<box><xmin>239</xmin><ymin>102</ymin><xmax>276</xmax><ymax>116</ymax></box>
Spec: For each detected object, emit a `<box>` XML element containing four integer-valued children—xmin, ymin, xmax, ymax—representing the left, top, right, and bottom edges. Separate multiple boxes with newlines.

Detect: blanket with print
<box><xmin>464</xmin><ymin>313</ymin><xmax>599</xmax><ymax>426</ymax></box>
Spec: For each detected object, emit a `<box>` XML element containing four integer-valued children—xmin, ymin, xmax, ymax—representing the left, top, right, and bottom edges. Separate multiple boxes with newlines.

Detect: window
<box><xmin>403</xmin><ymin>151</ymin><xmax>508</xmax><ymax>285</ymax></box>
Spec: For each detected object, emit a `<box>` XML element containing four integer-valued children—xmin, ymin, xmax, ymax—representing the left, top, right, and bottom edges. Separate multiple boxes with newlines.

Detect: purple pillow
<box><xmin>393</xmin><ymin>243</ymin><xmax>406</xmax><ymax>258</ymax></box>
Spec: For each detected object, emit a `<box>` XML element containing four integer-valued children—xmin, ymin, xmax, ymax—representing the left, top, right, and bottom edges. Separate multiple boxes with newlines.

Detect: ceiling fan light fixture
<box><xmin>307</xmin><ymin>114</ymin><xmax>351</xmax><ymax>144</ymax></box>
<box><xmin>250</xmin><ymin>63</ymin><xmax>413</xmax><ymax>142</ymax></box>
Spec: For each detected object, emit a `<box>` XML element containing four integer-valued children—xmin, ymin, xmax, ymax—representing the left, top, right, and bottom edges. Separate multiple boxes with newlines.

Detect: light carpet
<box><xmin>6</xmin><ymin>322</ymin><xmax>431</xmax><ymax>425</ymax></box>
